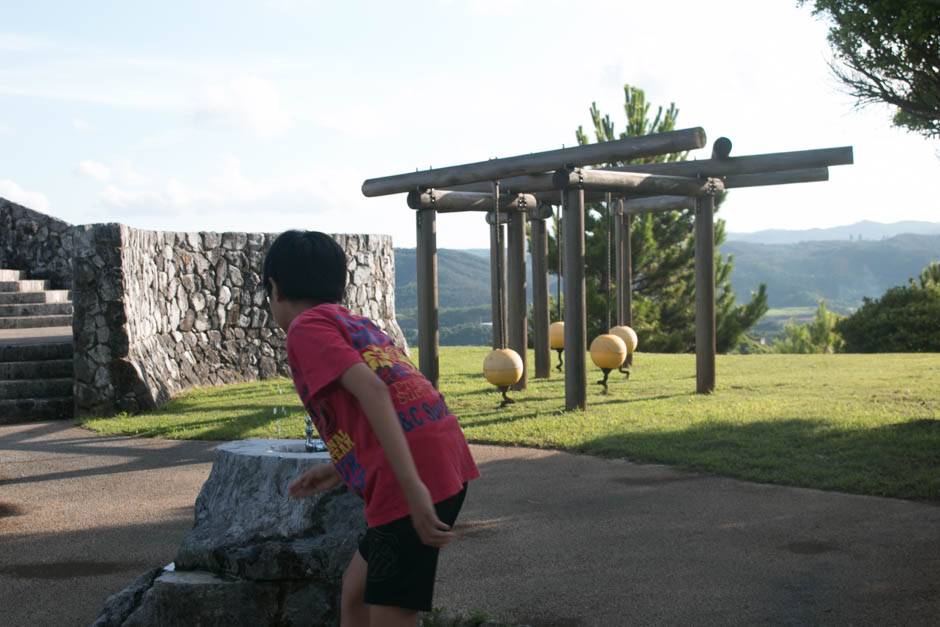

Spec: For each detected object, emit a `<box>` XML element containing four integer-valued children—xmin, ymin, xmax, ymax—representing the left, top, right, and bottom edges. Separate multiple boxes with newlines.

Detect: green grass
<box><xmin>78</xmin><ymin>349</ymin><xmax>940</xmax><ymax>502</ymax></box>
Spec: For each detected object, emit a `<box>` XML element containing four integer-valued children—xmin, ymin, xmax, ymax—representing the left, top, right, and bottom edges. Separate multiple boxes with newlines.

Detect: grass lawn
<box><xmin>78</xmin><ymin>349</ymin><xmax>940</xmax><ymax>502</ymax></box>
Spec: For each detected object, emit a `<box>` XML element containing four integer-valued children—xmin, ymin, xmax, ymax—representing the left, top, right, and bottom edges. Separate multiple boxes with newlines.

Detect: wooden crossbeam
<box><xmin>361</xmin><ymin>128</ymin><xmax>706</xmax><ymax>197</ymax></box>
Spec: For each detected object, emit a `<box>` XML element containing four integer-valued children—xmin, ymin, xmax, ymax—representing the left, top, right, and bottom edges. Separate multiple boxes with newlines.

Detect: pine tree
<box><xmin>546</xmin><ymin>85</ymin><xmax>767</xmax><ymax>352</ymax></box>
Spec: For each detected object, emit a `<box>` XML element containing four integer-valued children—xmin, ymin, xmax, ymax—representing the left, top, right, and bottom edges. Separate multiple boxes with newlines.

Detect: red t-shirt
<box><xmin>287</xmin><ymin>303</ymin><xmax>480</xmax><ymax>527</ymax></box>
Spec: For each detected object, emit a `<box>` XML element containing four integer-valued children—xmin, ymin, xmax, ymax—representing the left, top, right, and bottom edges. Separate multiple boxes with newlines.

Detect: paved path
<box><xmin>1</xmin><ymin>421</ymin><xmax>938</xmax><ymax>626</ymax></box>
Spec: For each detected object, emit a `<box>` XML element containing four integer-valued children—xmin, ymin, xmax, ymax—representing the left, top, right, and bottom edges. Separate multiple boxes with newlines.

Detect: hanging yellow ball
<box><xmin>483</xmin><ymin>348</ymin><xmax>523</xmax><ymax>387</ymax></box>
<box><xmin>549</xmin><ymin>321</ymin><xmax>565</xmax><ymax>349</ymax></box>
<box><xmin>609</xmin><ymin>325</ymin><xmax>638</xmax><ymax>354</ymax></box>
<box><xmin>590</xmin><ymin>334</ymin><xmax>627</xmax><ymax>369</ymax></box>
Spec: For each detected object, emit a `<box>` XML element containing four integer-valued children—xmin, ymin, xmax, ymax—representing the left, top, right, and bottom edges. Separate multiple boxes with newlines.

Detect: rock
<box><xmin>174</xmin><ymin>440</ymin><xmax>365</xmax><ymax>581</ymax></box>
<box><xmin>91</xmin><ymin>567</ymin><xmax>162</xmax><ymax>627</ymax></box>
<box><xmin>92</xmin><ymin>440</ymin><xmax>362</xmax><ymax>626</ymax></box>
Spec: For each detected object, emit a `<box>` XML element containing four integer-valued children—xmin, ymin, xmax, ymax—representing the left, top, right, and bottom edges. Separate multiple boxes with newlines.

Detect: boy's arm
<box><xmin>339</xmin><ymin>361</ymin><xmax>455</xmax><ymax>548</ymax></box>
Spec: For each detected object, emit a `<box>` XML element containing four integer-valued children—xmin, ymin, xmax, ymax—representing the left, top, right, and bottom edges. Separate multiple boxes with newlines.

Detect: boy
<box><xmin>263</xmin><ymin>230</ymin><xmax>479</xmax><ymax>627</ymax></box>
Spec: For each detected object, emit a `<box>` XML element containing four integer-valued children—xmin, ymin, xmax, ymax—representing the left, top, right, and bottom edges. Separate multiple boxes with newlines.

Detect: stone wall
<box><xmin>0</xmin><ymin>197</ymin><xmax>73</xmax><ymax>289</ymax></box>
<box><xmin>73</xmin><ymin>224</ymin><xmax>404</xmax><ymax>416</ymax></box>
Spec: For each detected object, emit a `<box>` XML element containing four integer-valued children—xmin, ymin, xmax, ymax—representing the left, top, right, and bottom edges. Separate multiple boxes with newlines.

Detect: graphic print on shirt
<box><xmin>303</xmin><ymin>397</ymin><xmax>366</xmax><ymax>495</ymax></box>
<box><xmin>326</xmin><ymin>428</ymin><xmax>365</xmax><ymax>494</ymax></box>
<box><xmin>335</xmin><ymin>312</ymin><xmax>390</xmax><ymax>351</ymax></box>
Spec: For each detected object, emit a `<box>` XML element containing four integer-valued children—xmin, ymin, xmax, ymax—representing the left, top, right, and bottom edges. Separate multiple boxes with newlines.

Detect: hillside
<box><xmin>719</xmin><ymin>233</ymin><xmax>940</xmax><ymax>311</ymax></box>
<box><xmin>393</xmin><ymin>232</ymin><xmax>940</xmax><ymax>343</ymax></box>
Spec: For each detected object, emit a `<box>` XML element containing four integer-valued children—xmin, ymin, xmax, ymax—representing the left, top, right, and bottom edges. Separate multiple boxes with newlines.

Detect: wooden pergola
<box><xmin>362</xmin><ymin>129</ymin><xmax>853</xmax><ymax>410</ymax></box>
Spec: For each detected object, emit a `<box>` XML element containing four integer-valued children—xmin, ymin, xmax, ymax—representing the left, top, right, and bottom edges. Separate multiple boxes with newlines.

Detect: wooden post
<box><xmin>614</xmin><ymin>199</ymin><xmax>634</xmax><ymax>366</ymax></box>
<box><xmin>508</xmin><ymin>209</ymin><xmax>528</xmax><ymax>390</ymax></box>
<box><xmin>416</xmin><ymin>209</ymin><xmax>439</xmax><ymax>389</ymax></box>
<box><xmin>530</xmin><ymin>204</ymin><xmax>551</xmax><ymax>379</ymax></box>
<box><xmin>695</xmin><ymin>192</ymin><xmax>717</xmax><ymax>394</ymax></box>
<box><xmin>488</xmin><ymin>216</ymin><xmax>507</xmax><ymax>350</ymax></box>
<box><xmin>563</xmin><ymin>188</ymin><xmax>587</xmax><ymax>411</ymax></box>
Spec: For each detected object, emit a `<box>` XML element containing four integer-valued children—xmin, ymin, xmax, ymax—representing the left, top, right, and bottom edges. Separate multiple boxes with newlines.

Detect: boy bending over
<box><xmin>264</xmin><ymin>230</ymin><xmax>479</xmax><ymax>627</ymax></box>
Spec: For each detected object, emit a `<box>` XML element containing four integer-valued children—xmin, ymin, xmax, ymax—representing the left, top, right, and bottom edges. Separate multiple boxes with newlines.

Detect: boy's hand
<box><xmin>288</xmin><ymin>464</ymin><xmax>342</xmax><ymax>499</ymax></box>
<box><xmin>404</xmin><ymin>481</ymin><xmax>455</xmax><ymax>548</ymax></box>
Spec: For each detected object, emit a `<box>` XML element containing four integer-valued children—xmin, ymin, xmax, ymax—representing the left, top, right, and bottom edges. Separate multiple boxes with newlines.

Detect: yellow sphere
<box><xmin>549</xmin><ymin>321</ymin><xmax>565</xmax><ymax>349</ymax></box>
<box><xmin>483</xmin><ymin>348</ymin><xmax>523</xmax><ymax>387</ymax></box>
<box><xmin>590</xmin><ymin>334</ymin><xmax>627</xmax><ymax>369</ymax></box>
<box><xmin>609</xmin><ymin>325</ymin><xmax>638</xmax><ymax>354</ymax></box>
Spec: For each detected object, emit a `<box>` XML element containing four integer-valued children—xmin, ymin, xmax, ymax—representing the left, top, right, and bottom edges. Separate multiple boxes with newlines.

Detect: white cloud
<box><xmin>100</xmin><ymin>185</ymin><xmax>163</xmax><ymax>209</ymax></box>
<box><xmin>77</xmin><ymin>160</ymin><xmax>111</xmax><ymax>181</ymax></box>
<box><xmin>0</xmin><ymin>32</ymin><xmax>51</xmax><ymax>52</ymax></box>
<box><xmin>0</xmin><ymin>122</ymin><xmax>12</xmax><ymax>135</ymax></box>
<box><xmin>72</xmin><ymin>118</ymin><xmax>92</xmax><ymax>132</ymax></box>
<box><xmin>0</xmin><ymin>180</ymin><xmax>51</xmax><ymax>213</ymax></box>
<box><xmin>193</xmin><ymin>75</ymin><xmax>293</xmax><ymax>139</ymax></box>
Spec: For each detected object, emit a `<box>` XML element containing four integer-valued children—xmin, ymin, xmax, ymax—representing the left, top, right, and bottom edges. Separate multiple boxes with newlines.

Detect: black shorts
<box><xmin>358</xmin><ymin>484</ymin><xmax>468</xmax><ymax>612</ymax></box>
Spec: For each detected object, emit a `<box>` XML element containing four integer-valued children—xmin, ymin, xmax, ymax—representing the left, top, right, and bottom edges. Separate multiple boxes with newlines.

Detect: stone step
<box><xmin>0</xmin><ymin>302</ymin><xmax>74</xmax><ymax>318</ymax></box>
<box><xmin>0</xmin><ymin>359</ymin><xmax>73</xmax><ymax>380</ymax></box>
<box><xmin>0</xmin><ymin>378</ymin><xmax>73</xmax><ymax>400</ymax></box>
<box><xmin>0</xmin><ymin>279</ymin><xmax>49</xmax><ymax>292</ymax></box>
<box><xmin>0</xmin><ymin>269</ymin><xmax>22</xmax><ymax>281</ymax></box>
<box><xmin>0</xmin><ymin>315</ymin><xmax>73</xmax><ymax>329</ymax></box>
<box><xmin>0</xmin><ymin>341</ymin><xmax>72</xmax><ymax>362</ymax></box>
<box><xmin>0</xmin><ymin>290</ymin><xmax>71</xmax><ymax>305</ymax></box>
<box><xmin>0</xmin><ymin>397</ymin><xmax>74</xmax><ymax>424</ymax></box>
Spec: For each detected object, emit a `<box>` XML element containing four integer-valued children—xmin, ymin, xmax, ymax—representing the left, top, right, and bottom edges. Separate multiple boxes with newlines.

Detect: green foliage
<box><xmin>551</xmin><ymin>84</ymin><xmax>767</xmax><ymax>353</ymax></box>
<box><xmin>836</xmin><ymin>282</ymin><xmax>940</xmax><ymax>352</ymax></box>
<box><xmin>440</xmin><ymin>322</ymin><xmax>492</xmax><ymax>347</ymax></box>
<box><xmin>918</xmin><ymin>260</ymin><xmax>940</xmax><ymax>290</ymax></box>
<box><xmin>798</xmin><ymin>0</ymin><xmax>940</xmax><ymax>139</ymax></box>
<box><xmin>774</xmin><ymin>301</ymin><xmax>845</xmax><ymax>353</ymax></box>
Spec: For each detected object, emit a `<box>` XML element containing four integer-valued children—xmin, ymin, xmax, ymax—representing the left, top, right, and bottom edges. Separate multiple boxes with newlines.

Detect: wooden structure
<box><xmin>362</xmin><ymin>130</ymin><xmax>853</xmax><ymax>409</ymax></box>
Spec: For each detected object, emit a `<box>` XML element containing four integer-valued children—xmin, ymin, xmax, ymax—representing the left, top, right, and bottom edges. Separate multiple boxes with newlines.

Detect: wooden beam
<box><xmin>694</xmin><ymin>194</ymin><xmax>716</xmax><ymax>394</ymax></box>
<box><xmin>554</xmin><ymin>168</ymin><xmax>725</xmax><ymax>197</ymax></box>
<box><xmin>530</xmin><ymin>207</ymin><xmax>551</xmax><ymax>378</ymax></box>
<box><xmin>712</xmin><ymin>136</ymin><xmax>733</xmax><ymax>159</ymax></box>
<box><xmin>608</xmin><ymin>146</ymin><xmax>853</xmax><ymax>178</ymax></box>
<box><xmin>407</xmin><ymin>189</ymin><xmax>536</xmax><ymax>212</ymax></box>
<box><xmin>361</xmin><ymin>127</ymin><xmax>707</xmax><ymax>197</ymax></box>
<box><xmin>507</xmin><ymin>210</ymin><xmax>528</xmax><ymax>390</ymax></box>
<box><xmin>447</xmin><ymin>145</ymin><xmax>853</xmax><ymax>195</ymax></box>
<box><xmin>416</xmin><ymin>209</ymin><xmax>439</xmax><ymax>389</ymax></box>
<box><xmin>722</xmin><ymin>167</ymin><xmax>829</xmax><ymax>189</ymax></box>
<box><xmin>563</xmin><ymin>188</ymin><xmax>587</xmax><ymax>411</ymax></box>
<box><xmin>619</xmin><ymin>195</ymin><xmax>696</xmax><ymax>215</ymax></box>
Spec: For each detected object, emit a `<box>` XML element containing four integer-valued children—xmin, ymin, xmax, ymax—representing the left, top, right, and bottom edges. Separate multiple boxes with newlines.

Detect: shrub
<box><xmin>836</xmin><ymin>285</ymin><xmax>940</xmax><ymax>352</ymax></box>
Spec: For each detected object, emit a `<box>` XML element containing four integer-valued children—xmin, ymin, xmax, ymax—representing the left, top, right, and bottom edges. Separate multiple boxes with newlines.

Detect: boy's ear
<box><xmin>268</xmin><ymin>278</ymin><xmax>281</xmax><ymax>301</ymax></box>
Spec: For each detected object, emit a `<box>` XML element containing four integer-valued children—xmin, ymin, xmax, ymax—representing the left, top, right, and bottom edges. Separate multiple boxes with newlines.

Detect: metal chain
<box><xmin>492</xmin><ymin>181</ymin><xmax>505</xmax><ymax>349</ymax></box>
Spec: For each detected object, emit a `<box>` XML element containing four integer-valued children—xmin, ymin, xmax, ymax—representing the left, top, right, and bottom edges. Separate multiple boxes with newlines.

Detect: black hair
<box><xmin>263</xmin><ymin>230</ymin><xmax>347</xmax><ymax>303</ymax></box>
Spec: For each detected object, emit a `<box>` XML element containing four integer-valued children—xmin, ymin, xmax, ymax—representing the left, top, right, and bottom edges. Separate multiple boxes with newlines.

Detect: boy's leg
<box><xmin>369</xmin><ymin>605</ymin><xmax>419</xmax><ymax>627</ymax></box>
<box><xmin>341</xmin><ymin>551</ymin><xmax>369</xmax><ymax>627</ymax></box>
<box><xmin>343</xmin><ymin>551</ymin><xmax>418</xmax><ymax>627</ymax></box>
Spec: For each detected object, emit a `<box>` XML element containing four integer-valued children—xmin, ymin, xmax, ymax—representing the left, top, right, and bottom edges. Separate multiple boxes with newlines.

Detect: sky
<box><xmin>1</xmin><ymin>0</ymin><xmax>937</xmax><ymax>249</ymax></box>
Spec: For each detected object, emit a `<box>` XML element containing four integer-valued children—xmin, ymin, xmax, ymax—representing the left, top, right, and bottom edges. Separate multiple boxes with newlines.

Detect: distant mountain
<box><xmin>395</xmin><ymin>248</ymin><xmax>492</xmax><ymax>309</ymax></box>
<box><xmin>727</xmin><ymin>220</ymin><xmax>940</xmax><ymax>245</ymax></box>
<box><xmin>719</xmin><ymin>233</ymin><xmax>940</xmax><ymax>311</ymax></box>
<box><xmin>394</xmin><ymin>232</ymin><xmax>940</xmax><ymax>341</ymax></box>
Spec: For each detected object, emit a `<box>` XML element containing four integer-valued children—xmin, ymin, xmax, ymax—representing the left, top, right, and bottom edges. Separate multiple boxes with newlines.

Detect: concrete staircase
<box><xmin>0</xmin><ymin>269</ymin><xmax>74</xmax><ymax>424</ymax></box>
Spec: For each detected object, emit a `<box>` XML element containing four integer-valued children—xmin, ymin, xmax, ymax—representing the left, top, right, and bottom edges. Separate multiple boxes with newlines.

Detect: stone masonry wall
<box><xmin>72</xmin><ymin>224</ymin><xmax>403</xmax><ymax>416</ymax></box>
<box><xmin>0</xmin><ymin>198</ymin><xmax>73</xmax><ymax>289</ymax></box>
